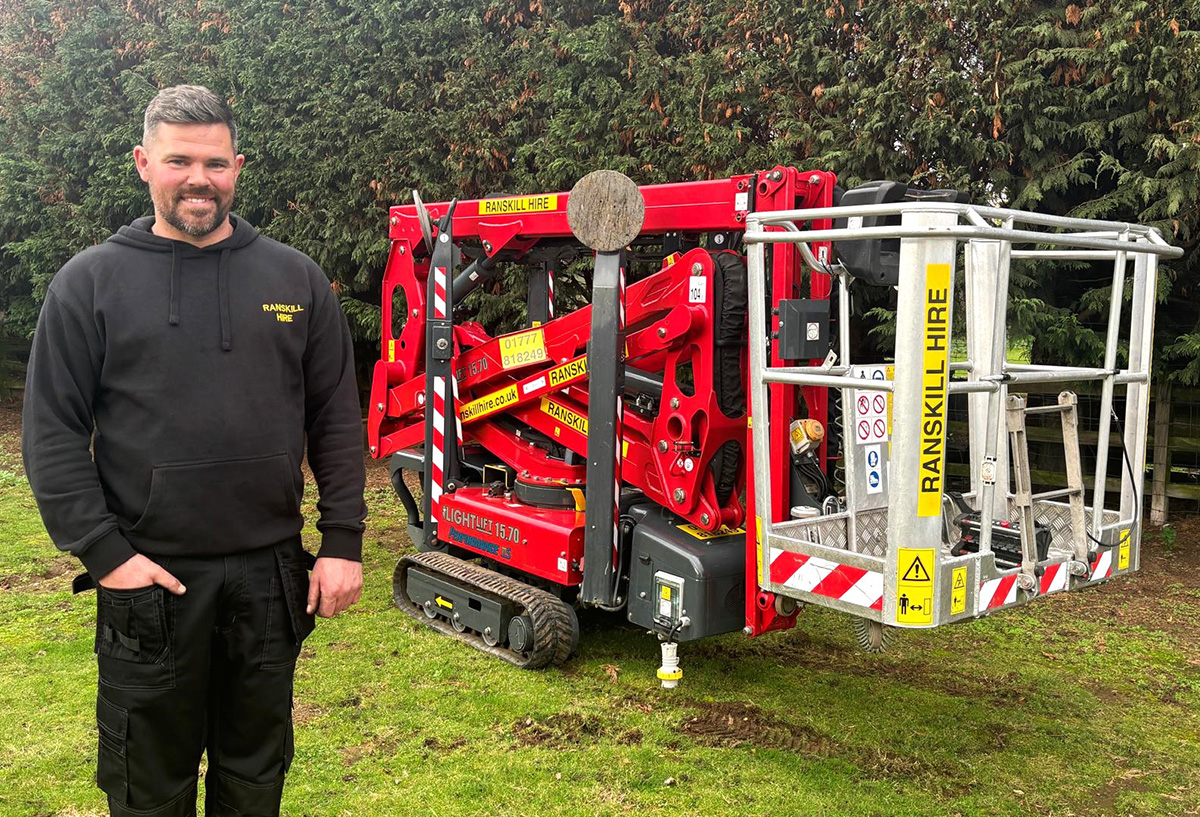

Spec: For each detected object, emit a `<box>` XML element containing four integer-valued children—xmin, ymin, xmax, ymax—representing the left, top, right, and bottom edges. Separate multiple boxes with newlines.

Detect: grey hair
<box><xmin>142</xmin><ymin>85</ymin><xmax>238</xmax><ymax>151</ymax></box>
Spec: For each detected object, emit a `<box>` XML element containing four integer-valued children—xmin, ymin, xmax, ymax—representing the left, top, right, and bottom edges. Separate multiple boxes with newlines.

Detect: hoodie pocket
<box><xmin>129</xmin><ymin>452</ymin><xmax>300</xmax><ymax>549</ymax></box>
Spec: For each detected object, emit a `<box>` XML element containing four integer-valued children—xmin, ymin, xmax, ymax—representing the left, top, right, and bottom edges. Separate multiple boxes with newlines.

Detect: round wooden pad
<box><xmin>566</xmin><ymin>170</ymin><xmax>646</xmax><ymax>252</ymax></box>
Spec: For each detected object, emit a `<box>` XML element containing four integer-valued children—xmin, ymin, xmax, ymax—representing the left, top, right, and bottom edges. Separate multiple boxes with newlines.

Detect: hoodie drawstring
<box><xmin>218</xmin><ymin>248</ymin><xmax>232</xmax><ymax>351</ymax></box>
<box><xmin>169</xmin><ymin>243</ymin><xmax>182</xmax><ymax>326</ymax></box>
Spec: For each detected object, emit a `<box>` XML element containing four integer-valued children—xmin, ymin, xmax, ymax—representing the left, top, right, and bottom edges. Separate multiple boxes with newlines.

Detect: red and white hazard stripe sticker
<box><xmin>431</xmin><ymin>374</ymin><xmax>445</xmax><ymax>519</ymax></box>
<box><xmin>768</xmin><ymin>548</ymin><xmax>884</xmax><ymax>610</ymax></box>
<box><xmin>1090</xmin><ymin>549</ymin><xmax>1113</xmax><ymax>581</ymax></box>
<box><xmin>430</xmin><ymin>266</ymin><xmax>450</xmax><ymax>523</ymax></box>
<box><xmin>979</xmin><ymin>574</ymin><xmax>1018</xmax><ymax>610</ymax></box>
<box><xmin>1039</xmin><ymin>562</ymin><xmax>1068</xmax><ymax>595</ymax></box>
<box><xmin>980</xmin><ymin>562</ymin><xmax>1069</xmax><ymax>610</ymax></box>
<box><xmin>433</xmin><ymin>265</ymin><xmax>448</xmax><ymax>320</ymax></box>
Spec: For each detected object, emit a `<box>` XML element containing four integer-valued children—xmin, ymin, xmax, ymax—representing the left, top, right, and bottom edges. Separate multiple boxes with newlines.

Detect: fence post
<box><xmin>1150</xmin><ymin>378</ymin><xmax>1171</xmax><ymax>526</ymax></box>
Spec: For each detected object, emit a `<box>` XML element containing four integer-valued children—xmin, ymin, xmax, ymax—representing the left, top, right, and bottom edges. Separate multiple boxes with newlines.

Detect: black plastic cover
<box><xmin>832</xmin><ymin>181</ymin><xmax>969</xmax><ymax>286</ymax></box>
<box><xmin>626</xmin><ymin>505</ymin><xmax>745</xmax><ymax>641</ymax></box>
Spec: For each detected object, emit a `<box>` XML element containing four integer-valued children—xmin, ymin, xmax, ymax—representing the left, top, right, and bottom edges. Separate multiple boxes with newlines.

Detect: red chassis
<box><xmin>367</xmin><ymin>167</ymin><xmax>838</xmax><ymax>637</ymax></box>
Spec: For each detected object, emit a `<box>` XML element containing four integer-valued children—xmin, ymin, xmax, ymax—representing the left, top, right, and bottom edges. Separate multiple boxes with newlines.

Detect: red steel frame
<box><xmin>367</xmin><ymin>167</ymin><xmax>837</xmax><ymax>637</ymax></box>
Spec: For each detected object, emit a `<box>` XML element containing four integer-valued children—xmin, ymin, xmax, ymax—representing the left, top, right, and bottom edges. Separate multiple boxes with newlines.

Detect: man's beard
<box><xmin>155</xmin><ymin>187</ymin><xmax>232</xmax><ymax>238</ymax></box>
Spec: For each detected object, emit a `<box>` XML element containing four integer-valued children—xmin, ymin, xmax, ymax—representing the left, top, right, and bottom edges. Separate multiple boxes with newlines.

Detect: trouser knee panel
<box><xmin>205</xmin><ymin>769</ymin><xmax>286</xmax><ymax>817</ymax></box>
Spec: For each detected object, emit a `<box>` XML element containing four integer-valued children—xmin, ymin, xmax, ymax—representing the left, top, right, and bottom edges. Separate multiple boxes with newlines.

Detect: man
<box><xmin>22</xmin><ymin>85</ymin><xmax>367</xmax><ymax>817</ymax></box>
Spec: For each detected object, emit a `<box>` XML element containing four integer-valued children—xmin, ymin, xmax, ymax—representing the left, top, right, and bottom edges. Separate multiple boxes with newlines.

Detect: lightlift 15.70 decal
<box><xmin>442</xmin><ymin>506</ymin><xmax>519</xmax><ymax>560</ymax></box>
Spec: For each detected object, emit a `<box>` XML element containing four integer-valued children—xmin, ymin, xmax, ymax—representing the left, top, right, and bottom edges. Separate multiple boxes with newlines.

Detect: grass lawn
<box><xmin>2</xmin><ymin>399</ymin><xmax>1200</xmax><ymax>816</ymax></box>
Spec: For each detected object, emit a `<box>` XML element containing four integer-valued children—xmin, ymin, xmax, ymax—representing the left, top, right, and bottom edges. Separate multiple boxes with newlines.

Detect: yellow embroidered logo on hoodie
<box><xmin>262</xmin><ymin>303</ymin><xmax>305</xmax><ymax>323</ymax></box>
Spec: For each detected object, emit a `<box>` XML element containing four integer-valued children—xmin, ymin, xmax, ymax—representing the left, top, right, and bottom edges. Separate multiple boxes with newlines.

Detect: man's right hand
<box><xmin>98</xmin><ymin>554</ymin><xmax>187</xmax><ymax>594</ymax></box>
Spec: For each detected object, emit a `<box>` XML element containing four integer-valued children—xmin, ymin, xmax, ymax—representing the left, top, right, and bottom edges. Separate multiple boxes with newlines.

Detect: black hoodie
<box><xmin>22</xmin><ymin>216</ymin><xmax>367</xmax><ymax>578</ymax></box>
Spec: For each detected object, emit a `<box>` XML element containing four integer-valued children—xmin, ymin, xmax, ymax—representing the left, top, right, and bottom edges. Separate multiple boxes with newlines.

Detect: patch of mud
<box><xmin>0</xmin><ymin>557</ymin><xmax>75</xmax><ymax>592</ymax></box>
<box><xmin>292</xmin><ymin>700</ymin><xmax>324</xmax><ymax>725</ymax></box>
<box><xmin>1084</xmin><ymin>763</ymin><xmax>1153</xmax><ymax>816</ymax></box>
<box><xmin>681</xmin><ymin>700</ymin><xmax>835</xmax><ymax>754</ymax></box>
<box><xmin>510</xmin><ymin>712</ymin><xmax>642</xmax><ymax>749</ymax></box>
<box><xmin>340</xmin><ymin>733</ymin><xmax>400</xmax><ymax>766</ymax></box>
<box><xmin>680</xmin><ymin>700</ymin><xmax>945</xmax><ymax>784</ymax></box>
<box><xmin>421</xmin><ymin>735</ymin><xmax>468</xmax><ymax>754</ymax></box>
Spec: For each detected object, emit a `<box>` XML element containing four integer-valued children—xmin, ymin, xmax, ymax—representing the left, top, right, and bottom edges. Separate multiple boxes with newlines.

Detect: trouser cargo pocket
<box><xmin>261</xmin><ymin>542</ymin><xmax>316</xmax><ymax>669</ymax></box>
<box><xmin>96</xmin><ymin>694</ymin><xmax>128</xmax><ymax>803</ymax></box>
<box><xmin>96</xmin><ymin>585</ymin><xmax>174</xmax><ymax>690</ymax></box>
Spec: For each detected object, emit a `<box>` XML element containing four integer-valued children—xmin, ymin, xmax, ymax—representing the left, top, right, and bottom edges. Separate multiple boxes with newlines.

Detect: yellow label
<box><xmin>540</xmin><ymin>398</ymin><xmax>588</xmax><ymax>436</ymax></box>
<box><xmin>387</xmin><ymin>339</ymin><xmax>396</xmax><ymax>363</ymax></box>
<box><xmin>622</xmin><ymin>440</ymin><xmax>629</xmax><ymax>458</ymax></box>
<box><xmin>479</xmin><ymin>194</ymin><xmax>558</xmax><ymax>216</ymax></box>
<box><xmin>548</xmin><ymin>356</ymin><xmax>588</xmax><ymax>388</ymax></box>
<box><xmin>950</xmin><ymin>567</ymin><xmax>967</xmax><ymax>615</ymax></box>
<box><xmin>459</xmin><ymin>385</ymin><xmax>519</xmax><ymax>422</ymax></box>
<box><xmin>661</xmin><ymin>585</ymin><xmax>671</xmax><ymax>600</ymax></box>
<box><xmin>896</xmin><ymin>547</ymin><xmax>936</xmax><ymax>625</ymax></box>
<box><xmin>885</xmin><ymin>365</ymin><xmax>895</xmax><ymax>452</ymax></box>
<box><xmin>677</xmin><ymin>523</ymin><xmax>747</xmax><ymax>541</ymax></box>
<box><xmin>755</xmin><ymin>517</ymin><xmax>764</xmax><ymax>584</ymax></box>
<box><xmin>1118</xmin><ymin>529</ymin><xmax>1131</xmax><ymax>570</ymax></box>
<box><xmin>499</xmin><ymin>329</ymin><xmax>548</xmax><ymax>370</ymax></box>
<box><xmin>917</xmin><ymin>264</ymin><xmax>951</xmax><ymax>516</ymax></box>
<box><xmin>435</xmin><ymin>595</ymin><xmax>453</xmax><ymax>610</ymax></box>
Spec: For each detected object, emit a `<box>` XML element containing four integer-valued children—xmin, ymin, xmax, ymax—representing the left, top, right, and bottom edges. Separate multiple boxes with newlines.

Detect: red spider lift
<box><xmin>366</xmin><ymin>168</ymin><xmax>1177</xmax><ymax>681</ymax></box>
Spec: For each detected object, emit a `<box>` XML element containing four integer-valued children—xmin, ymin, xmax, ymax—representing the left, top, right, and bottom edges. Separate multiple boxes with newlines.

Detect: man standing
<box><xmin>22</xmin><ymin>85</ymin><xmax>367</xmax><ymax>816</ymax></box>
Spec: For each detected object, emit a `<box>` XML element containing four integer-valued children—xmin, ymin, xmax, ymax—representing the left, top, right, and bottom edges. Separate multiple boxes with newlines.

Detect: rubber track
<box><xmin>393</xmin><ymin>551</ymin><xmax>577</xmax><ymax>669</ymax></box>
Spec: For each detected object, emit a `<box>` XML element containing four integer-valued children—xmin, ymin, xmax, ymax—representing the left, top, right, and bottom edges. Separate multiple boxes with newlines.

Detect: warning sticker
<box><xmin>387</xmin><ymin>339</ymin><xmax>396</xmax><ymax>363</ymax></box>
<box><xmin>1118</xmin><ymin>529</ymin><xmax>1131</xmax><ymax>571</ymax></box>
<box><xmin>540</xmin><ymin>397</ymin><xmax>588</xmax><ymax>436</ymax></box>
<box><xmin>479</xmin><ymin>194</ymin><xmax>558</xmax><ymax>216</ymax></box>
<box><xmin>548</xmin><ymin>356</ymin><xmax>588</xmax><ymax>388</ymax></box>
<box><xmin>678</xmin><ymin>522</ymin><xmax>746</xmax><ymax>540</ymax></box>
<box><xmin>460</xmin><ymin>385</ymin><xmax>519</xmax><ymax>422</ymax></box>
<box><xmin>853</xmin><ymin>366</ymin><xmax>889</xmax><ymax>445</ymax></box>
<box><xmin>951</xmin><ymin>566</ymin><xmax>967</xmax><ymax>615</ymax></box>
<box><xmin>896</xmin><ymin>547</ymin><xmax>935</xmax><ymax>625</ymax></box>
<box><xmin>499</xmin><ymin>329</ymin><xmax>548</xmax><ymax>370</ymax></box>
<box><xmin>917</xmin><ymin>263</ymin><xmax>951</xmax><ymax>517</ymax></box>
<box><xmin>865</xmin><ymin>444</ymin><xmax>883</xmax><ymax>495</ymax></box>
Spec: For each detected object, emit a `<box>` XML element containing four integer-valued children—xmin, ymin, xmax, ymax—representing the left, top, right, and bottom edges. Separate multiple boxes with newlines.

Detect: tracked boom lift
<box><xmin>367</xmin><ymin>168</ymin><xmax>1181</xmax><ymax>680</ymax></box>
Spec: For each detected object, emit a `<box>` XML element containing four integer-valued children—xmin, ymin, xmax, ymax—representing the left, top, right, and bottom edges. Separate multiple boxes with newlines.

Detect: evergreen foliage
<box><xmin>1</xmin><ymin>0</ymin><xmax>1197</xmax><ymax>382</ymax></box>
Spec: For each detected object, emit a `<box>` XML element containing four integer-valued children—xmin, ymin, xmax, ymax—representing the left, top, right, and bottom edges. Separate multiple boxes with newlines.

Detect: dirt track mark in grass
<box><xmin>682</xmin><ymin>700</ymin><xmax>836</xmax><ymax>754</ymax></box>
<box><xmin>510</xmin><ymin>712</ymin><xmax>642</xmax><ymax>749</ymax></box>
<box><xmin>680</xmin><ymin>700</ymin><xmax>948</xmax><ymax>785</ymax></box>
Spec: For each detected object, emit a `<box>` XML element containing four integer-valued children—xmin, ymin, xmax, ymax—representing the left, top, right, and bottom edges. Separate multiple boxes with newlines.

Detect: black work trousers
<box><xmin>92</xmin><ymin>538</ymin><xmax>316</xmax><ymax>817</ymax></box>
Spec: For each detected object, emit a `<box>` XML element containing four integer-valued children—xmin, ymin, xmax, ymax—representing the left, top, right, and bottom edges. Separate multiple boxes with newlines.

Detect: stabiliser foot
<box><xmin>394</xmin><ymin>551</ymin><xmax>578</xmax><ymax>669</ymax></box>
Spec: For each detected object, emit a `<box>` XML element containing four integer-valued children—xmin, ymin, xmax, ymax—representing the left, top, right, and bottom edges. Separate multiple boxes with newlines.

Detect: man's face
<box><xmin>133</xmin><ymin>122</ymin><xmax>244</xmax><ymax>245</ymax></box>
